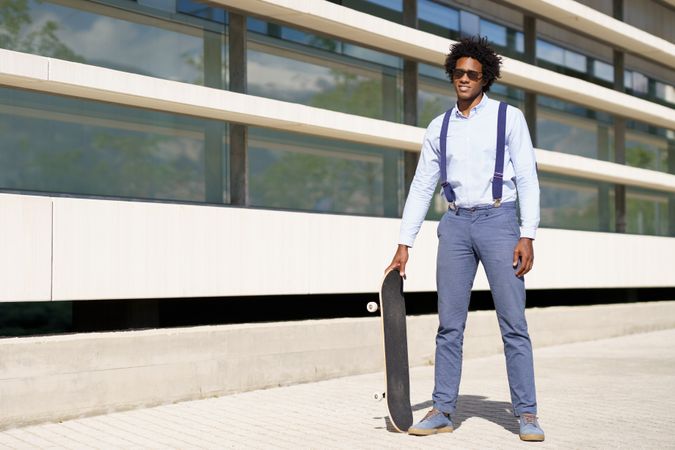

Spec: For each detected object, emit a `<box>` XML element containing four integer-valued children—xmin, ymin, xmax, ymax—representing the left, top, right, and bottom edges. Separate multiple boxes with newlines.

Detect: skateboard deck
<box><xmin>377</xmin><ymin>268</ymin><xmax>413</xmax><ymax>432</ymax></box>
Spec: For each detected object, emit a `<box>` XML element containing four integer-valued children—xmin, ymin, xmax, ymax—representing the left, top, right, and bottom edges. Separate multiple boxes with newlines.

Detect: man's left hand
<box><xmin>513</xmin><ymin>238</ymin><xmax>534</xmax><ymax>277</ymax></box>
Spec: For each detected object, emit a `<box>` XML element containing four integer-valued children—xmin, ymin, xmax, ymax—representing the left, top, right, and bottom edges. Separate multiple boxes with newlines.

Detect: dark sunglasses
<box><xmin>452</xmin><ymin>69</ymin><xmax>483</xmax><ymax>81</ymax></box>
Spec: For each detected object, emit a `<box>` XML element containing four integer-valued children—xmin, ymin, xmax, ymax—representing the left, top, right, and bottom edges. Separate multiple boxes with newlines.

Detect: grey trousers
<box><xmin>432</xmin><ymin>201</ymin><xmax>537</xmax><ymax>416</ymax></box>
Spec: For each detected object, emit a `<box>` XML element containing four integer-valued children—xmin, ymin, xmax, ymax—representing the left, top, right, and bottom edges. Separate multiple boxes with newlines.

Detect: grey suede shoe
<box><xmin>519</xmin><ymin>413</ymin><xmax>545</xmax><ymax>441</ymax></box>
<box><xmin>408</xmin><ymin>408</ymin><xmax>454</xmax><ymax>436</ymax></box>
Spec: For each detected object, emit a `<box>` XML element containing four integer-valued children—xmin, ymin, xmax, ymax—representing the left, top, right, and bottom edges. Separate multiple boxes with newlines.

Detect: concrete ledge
<box><xmin>1</xmin><ymin>301</ymin><xmax>674</xmax><ymax>429</ymax></box>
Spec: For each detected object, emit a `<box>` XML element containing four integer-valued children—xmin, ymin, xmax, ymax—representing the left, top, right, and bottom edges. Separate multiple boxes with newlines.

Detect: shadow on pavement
<box><xmin>376</xmin><ymin>396</ymin><xmax>519</xmax><ymax>434</ymax></box>
<box><xmin>453</xmin><ymin>395</ymin><xmax>519</xmax><ymax>434</ymax></box>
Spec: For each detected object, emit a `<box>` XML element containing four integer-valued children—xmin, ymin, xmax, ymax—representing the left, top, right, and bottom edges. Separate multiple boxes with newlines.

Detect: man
<box><xmin>386</xmin><ymin>36</ymin><xmax>544</xmax><ymax>442</ymax></box>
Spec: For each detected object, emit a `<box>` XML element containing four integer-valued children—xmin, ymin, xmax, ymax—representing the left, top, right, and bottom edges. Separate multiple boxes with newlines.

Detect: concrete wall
<box><xmin>1</xmin><ymin>301</ymin><xmax>674</xmax><ymax>429</ymax></box>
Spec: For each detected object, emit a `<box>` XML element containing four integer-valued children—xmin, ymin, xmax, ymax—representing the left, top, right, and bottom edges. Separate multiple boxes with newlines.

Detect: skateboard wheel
<box><xmin>373</xmin><ymin>392</ymin><xmax>385</xmax><ymax>401</ymax></box>
<box><xmin>367</xmin><ymin>302</ymin><xmax>379</xmax><ymax>313</ymax></box>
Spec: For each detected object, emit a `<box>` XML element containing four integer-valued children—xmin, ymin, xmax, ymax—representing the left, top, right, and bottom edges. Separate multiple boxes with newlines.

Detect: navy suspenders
<box><xmin>439</xmin><ymin>101</ymin><xmax>508</xmax><ymax>209</ymax></box>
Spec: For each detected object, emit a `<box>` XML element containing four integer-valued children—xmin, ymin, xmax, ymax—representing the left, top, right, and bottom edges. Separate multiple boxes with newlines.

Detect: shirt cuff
<box><xmin>398</xmin><ymin>236</ymin><xmax>415</xmax><ymax>248</ymax></box>
<box><xmin>520</xmin><ymin>227</ymin><xmax>537</xmax><ymax>240</ymax></box>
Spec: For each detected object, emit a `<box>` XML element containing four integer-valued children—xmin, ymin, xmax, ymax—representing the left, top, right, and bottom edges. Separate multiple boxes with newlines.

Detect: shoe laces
<box><xmin>521</xmin><ymin>414</ymin><xmax>538</xmax><ymax>425</ymax></box>
<box><xmin>422</xmin><ymin>408</ymin><xmax>448</xmax><ymax>421</ymax></box>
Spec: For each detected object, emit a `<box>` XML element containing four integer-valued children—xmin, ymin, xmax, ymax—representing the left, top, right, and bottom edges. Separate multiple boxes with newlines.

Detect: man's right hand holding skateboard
<box><xmin>386</xmin><ymin>244</ymin><xmax>409</xmax><ymax>279</ymax></box>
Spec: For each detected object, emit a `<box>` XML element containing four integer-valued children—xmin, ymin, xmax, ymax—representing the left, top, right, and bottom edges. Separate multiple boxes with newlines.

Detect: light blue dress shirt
<box><xmin>399</xmin><ymin>94</ymin><xmax>540</xmax><ymax>247</ymax></box>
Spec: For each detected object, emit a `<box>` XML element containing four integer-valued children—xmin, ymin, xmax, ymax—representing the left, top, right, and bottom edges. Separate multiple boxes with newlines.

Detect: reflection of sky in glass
<box><xmin>593</xmin><ymin>61</ymin><xmax>613</xmax><ymax>82</ymax></box>
<box><xmin>460</xmin><ymin>10</ymin><xmax>479</xmax><ymax>37</ymax></box>
<box><xmin>419</xmin><ymin>63</ymin><xmax>447</xmax><ymax>80</ymax></box>
<box><xmin>343</xmin><ymin>44</ymin><xmax>401</xmax><ymax>68</ymax></box>
<box><xmin>480</xmin><ymin>19</ymin><xmax>507</xmax><ymax>46</ymax></box>
<box><xmin>564</xmin><ymin>50</ymin><xmax>586</xmax><ymax>72</ymax></box>
<box><xmin>247</xmin><ymin>50</ymin><xmax>336</xmax><ymax>104</ymax></box>
<box><xmin>655</xmin><ymin>82</ymin><xmax>675</xmax><ymax>104</ymax></box>
<box><xmin>419</xmin><ymin>0</ymin><xmax>459</xmax><ymax>30</ymax></box>
<box><xmin>515</xmin><ymin>32</ymin><xmax>524</xmax><ymax>53</ymax></box>
<box><xmin>247</xmin><ymin>17</ymin><xmax>267</xmax><ymax>33</ymax></box>
<box><xmin>632</xmin><ymin>71</ymin><xmax>649</xmax><ymax>93</ymax></box>
<box><xmin>363</xmin><ymin>0</ymin><xmax>403</xmax><ymax>10</ymax></box>
<box><xmin>537</xmin><ymin>40</ymin><xmax>564</xmax><ymax>65</ymax></box>
<box><xmin>624</xmin><ymin>70</ymin><xmax>633</xmax><ymax>90</ymax></box>
<box><xmin>176</xmin><ymin>0</ymin><xmax>227</xmax><ymax>23</ymax></box>
<box><xmin>16</xmin><ymin>1</ymin><xmax>203</xmax><ymax>83</ymax></box>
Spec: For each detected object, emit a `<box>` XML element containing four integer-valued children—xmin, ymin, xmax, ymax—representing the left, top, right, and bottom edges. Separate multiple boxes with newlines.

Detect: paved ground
<box><xmin>1</xmin><ymin>328</ymin><xmax>674</xmax><ymax>449</ymax></box>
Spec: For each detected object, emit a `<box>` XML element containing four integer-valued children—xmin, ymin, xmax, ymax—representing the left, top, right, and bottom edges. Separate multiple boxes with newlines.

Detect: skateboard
<box><xmin>367</xmin><ymin>268</ymin><xmax>413</xmax><ymax>433</ymax></box>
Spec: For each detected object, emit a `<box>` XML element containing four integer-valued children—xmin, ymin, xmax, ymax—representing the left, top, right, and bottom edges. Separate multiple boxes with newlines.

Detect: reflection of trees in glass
<box><xmin>309</xmin><ymin>70</ymin><xmax>384</xmax><ymax>119</ymax></box>
<box><xmin>250</xmin><ymin>149</ymin><xmax>382</xmax><ymax>215</ymax></box>
<box><xmin>309</xmin><ymin>36</ymin><xmax>338</xmax><ymax>53</ymax></box>
<box><xmin>419</xmin><ymin>96</ymin><xmax>446</xmax><ymax>126</ymax></box>
<box><xmin>183</xmin><ymin>50</ymin><xmax>204</xmax><ymax>85</ymax></box>
<box><xmin>627</xmin><ymin>197</ymin><xmax>667</xmax><ymax>236</ymax></box>
<box><xmin>245</xmin><ymin>69</ymin><xmax>388</xmax><ymax>215</ymax></box>
<box><xmin>626</xmin><ymin>144</ymin><xmax>664</xmax><ymax>171</ymax></box>
<box><xmin>540</xmin><ymin>184</ymin><xmax>600</xmax><ymax>231</ymax></box>
<box><xmin>0</xmin><ymin>0</ymin><xmax>82</xmax><ymax>61</ymax></box>
<box><xmin>26</xmin><ymin>131</ymin><xmax>204</xmax><ymax>201</ymax></box>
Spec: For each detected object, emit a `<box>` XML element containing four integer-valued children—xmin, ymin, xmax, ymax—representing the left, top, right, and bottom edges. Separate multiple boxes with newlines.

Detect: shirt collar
<box><xmin>453</xmin><ymin>93</ymin><xmax>489</xmax><ymax>119</ymax></box>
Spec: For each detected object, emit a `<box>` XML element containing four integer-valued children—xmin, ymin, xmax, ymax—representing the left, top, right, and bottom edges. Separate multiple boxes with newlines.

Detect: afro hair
<box><xmin>445</xmin><ymin>36</ymin><xmax>502</xmax><ymax>92</ymax></box>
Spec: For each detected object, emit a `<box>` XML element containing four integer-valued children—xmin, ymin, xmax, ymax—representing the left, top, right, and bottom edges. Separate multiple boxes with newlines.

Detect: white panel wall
<box><xmin>0</xmin><ymin>193</ymin><xmax>672</xmax><ymax>301</ymax></box>
<box><xmin>28</xmin><ymin>194</ymin><xmax>674</xmax><ymax>300</ymax></box>
<box><xmin>0</xmin><ymin>194</ymin><xmax>52</xmax><ymax>301</ymax></box>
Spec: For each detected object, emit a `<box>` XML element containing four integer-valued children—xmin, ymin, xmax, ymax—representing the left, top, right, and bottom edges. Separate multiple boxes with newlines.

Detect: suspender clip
<box><xmin>493</xmin><ymin>198</ymin><xmax>502</xmax><ymax>207</ymax></box>
<box><xmin>448</xmin><ymin>201</ymin><xmax>457</xmax><ymax>211</ymax></box>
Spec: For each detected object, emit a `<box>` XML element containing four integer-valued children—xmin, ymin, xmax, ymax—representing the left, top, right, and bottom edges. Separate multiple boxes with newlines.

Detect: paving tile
<box><xmin>2</xmin><ymin>329</ymin><xmax>674</xmax><ymax>449</ymax></box>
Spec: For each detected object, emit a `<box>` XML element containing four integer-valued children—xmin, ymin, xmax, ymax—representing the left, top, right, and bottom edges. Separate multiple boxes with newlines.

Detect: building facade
<box><xmin>0</xmin><ymin>0</ymin><xmax>674</xmax><ymax>333</ymax></box>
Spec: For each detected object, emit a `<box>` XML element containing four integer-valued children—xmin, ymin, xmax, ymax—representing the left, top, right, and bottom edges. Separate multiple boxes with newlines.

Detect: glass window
<box><xmin>480</xmin><ymin>19</ymin><xmax>507</xmax><ymax>47</ymax></box>
<box><xmin>341</xmin><ymin>0</ymin><xmax>402</xmax><ymax>22</ymax></box>
<box><xmin>539</xmin><ymin>173</ymin><xmax>614</xmax><ymax>232</ymax></box>
<box><xmin>0</xmin><ymin>0</ymin><xmax>214</xmax><ymax>86</ymax></box>
<box><xmin>655</xmin><ymin>82</ymin><xmax>675</xmax><ymax>104</ymax></box>
<box><xmin>624</xmin><ymin>70</ymin><xmax>633</xmax><ymax>90</ymax></box>
<box><xmin>632</xmin><ymin>71</ymin><xmax>649</xmax><ymax>94</ymax></box>
<box><xmin>364</xmin><ymin>0</ymin><xmax>402</xmax><ymax>10</ymax></box>
<box><xmin>515</xmin><ymin>32</ymin><xmax>524</xmax><ymax>53</ymax></box>
<box><xmin>177</xmin><ymin>0</ymin><xmax>227</xmax><ymax>23</ymax></box>
<box><xmin>593</xmin><ymin>60</ymin><xmax>614</xmax><ymax>83</ymax></box>
<box><xmin>248</xmin><ymin>128</ymin><xmax>403</xmax><ymax>217</ymax></box>
<box><xmin>419</xmin><ymin>0</ymin><xmax>459</xmax><ymax>31</ymax></box>
<box><xmin>459</xmin><ymin>10</ymin><xmax>480</xmax><ymax>38</ymax></box>
<box><xmin>564</xmin><ymin>50</ymin><xmax>587</xmax><ymax>72</ymax></box>
<box><xmin>247</xmin><ymin>37</ymin><xmax>402</xmax><ymax>122</ymax></box>
<box><xmin>138</xmin><ymin>0</ymin><xmax>175</xmax><ymax>13</ymax></box>
<box><xmin>537</xmin><ymin>96</ymin><xmax>614</xmax><ymax>161</ymax></box>
<box><xmin>626</xmin><ymin>124</ymin><xmax>669</xmax><ymax>173</ymax></box>
<box><xmin>419</xmin><ymin>64</ymin><xmax>455</xmax><ymax>126</ymax></box>
<box><xmin>0</xmin><ymin>87</ymin><xmax>226</xmax><ymax>203</ymax></box>
<box><xmin>537</xmin><ymin>40</ymin><xmax>564</xmax><ymax>66</ymax></box>
<box><xmin>626</xmin><ymin>188</ymin><xmax>670</xmax><ymax>236</ymax></box>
